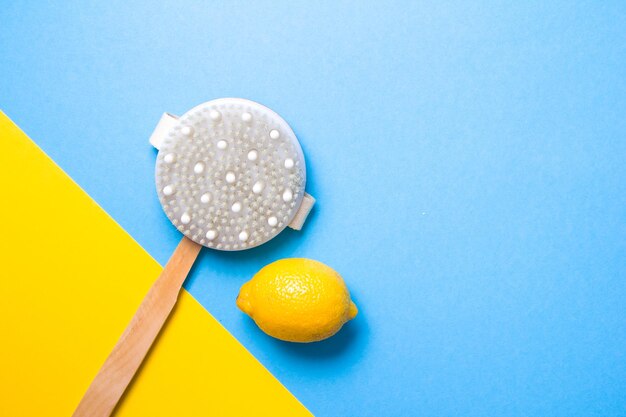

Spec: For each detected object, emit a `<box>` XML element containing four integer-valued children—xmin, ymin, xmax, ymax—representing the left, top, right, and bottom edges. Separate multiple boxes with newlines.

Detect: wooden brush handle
<box><xmin>73</xmin><ymin>236</ymin><xmax>202</xmax><ymax>417</ymax></box>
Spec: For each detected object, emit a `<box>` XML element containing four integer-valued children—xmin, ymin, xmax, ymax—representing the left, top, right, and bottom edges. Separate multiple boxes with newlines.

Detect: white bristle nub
<box><xmin>163</xmin><ymin>185</ymin><xmax>174</xmax><ymax>196</ymax></box>
<box><xmin>252</xmin><ymin>181</ymin><xmax>264</xmax><ymax>194</ymax></box>
<box><xmin>155</xmin><ymin>98</ymin><xmax>306</xmax><ymax>251</ymax></box>
<box><xmin>282</xmin><ymin>188</ymin><xmax>293</xmax><ymax>202</ymax></box>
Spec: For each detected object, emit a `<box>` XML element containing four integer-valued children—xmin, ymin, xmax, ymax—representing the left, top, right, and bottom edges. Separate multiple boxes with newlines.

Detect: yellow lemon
<box><xmin>237</xmin><ymin>258</ymin><xmax>358</xmax><ymax>343</ymax></box>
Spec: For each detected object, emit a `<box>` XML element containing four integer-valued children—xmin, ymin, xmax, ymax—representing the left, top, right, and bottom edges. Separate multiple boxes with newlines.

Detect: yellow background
<box><xmin>0</xmin><ymin>112</ymin><xmax>312</xmax><ymax>416</ymax></box>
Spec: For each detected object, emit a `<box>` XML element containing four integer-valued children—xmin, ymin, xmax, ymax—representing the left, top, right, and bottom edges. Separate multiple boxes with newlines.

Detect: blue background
<box><xmin>2</xmin><ymin>1</ymin><xmax>626</xmax><ymax>416</ymax></box>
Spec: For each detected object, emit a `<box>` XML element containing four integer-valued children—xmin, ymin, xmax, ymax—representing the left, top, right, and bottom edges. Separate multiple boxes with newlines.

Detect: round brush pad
<box><xmin>155</xmin><ymin>98</ymin><xmax>306</xmax><ymax>250</ymax></box>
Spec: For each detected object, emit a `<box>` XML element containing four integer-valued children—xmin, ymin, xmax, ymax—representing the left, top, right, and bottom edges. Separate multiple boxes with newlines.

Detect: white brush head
<box><xmin>155</xmin><ymin>98</ymin><xmax>306</xmax><ymax>250</ymax></box>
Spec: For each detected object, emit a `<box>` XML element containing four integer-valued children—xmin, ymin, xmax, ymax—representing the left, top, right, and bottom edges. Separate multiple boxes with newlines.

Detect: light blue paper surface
<box><xmin>1</xmin><ymin>1</ymin><xmax>625</xmax><ymax>416</ymax></box>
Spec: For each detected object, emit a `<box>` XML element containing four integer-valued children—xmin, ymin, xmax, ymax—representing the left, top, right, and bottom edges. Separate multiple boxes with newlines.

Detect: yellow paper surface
<box><xmin>0</xmin><ymin>112</ymin><xmax>312</xmax><ymax>417</ymax></box>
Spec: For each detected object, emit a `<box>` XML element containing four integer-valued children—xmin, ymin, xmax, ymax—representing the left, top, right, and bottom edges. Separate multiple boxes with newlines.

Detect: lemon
<box><xmin>237</xmin><ymin>258</ymin><xmax>358</xmax><ymax>343</ymax></box>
